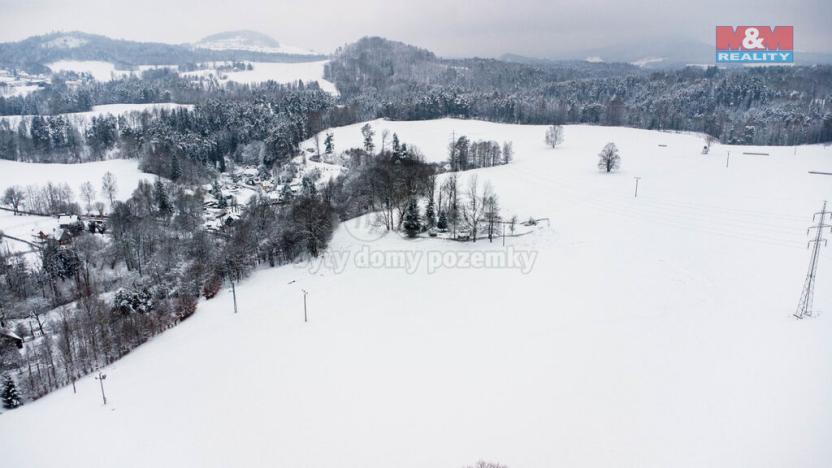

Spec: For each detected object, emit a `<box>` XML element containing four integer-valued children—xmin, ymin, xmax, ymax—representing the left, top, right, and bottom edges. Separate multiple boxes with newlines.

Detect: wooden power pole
<box><xmin>302</xmin><ymin>289</ymin><xmax>308</xmax><ymax>323</ymax></box>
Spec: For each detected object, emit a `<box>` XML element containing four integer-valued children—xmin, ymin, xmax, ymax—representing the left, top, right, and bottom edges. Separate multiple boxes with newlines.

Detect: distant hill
<box><xmin>0</xmin><ymin>31</ymin><xmax>325</xmax><ymax>73</ymax></box>
<box><xmin>195</xmin><ymin>30</ymin><xmax>318</xmax><ymax>56</ymax></box>
<box><xmin>508</xmin><ymin>37</ymin><xmax>832</xmax><ymax>68</ymax></box>
<box><xmin>325</xmin><ymin>36</ymin><xmax>646</xmax><ymax>97</ymax></box>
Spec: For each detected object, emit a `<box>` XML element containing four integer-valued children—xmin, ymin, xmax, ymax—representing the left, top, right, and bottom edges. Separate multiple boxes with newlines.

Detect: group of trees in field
<box><xmin>448</xmin><ymin>136</ymin><xmax>513</xmax><ymax>171</ymax></box>
<box><xmin>435</xmin><ymin>173</ymin><xmax>503</xmax><ymax>242</ymax></box>
<box><xmin>320</xmin><ymin>124</ymin><xmax>507</xmax><ymax>242</ymax></box>
<box><xmin>329</xmin><ymin>126</ymin><xmax>436</xmax><ymax>231</ymax></box>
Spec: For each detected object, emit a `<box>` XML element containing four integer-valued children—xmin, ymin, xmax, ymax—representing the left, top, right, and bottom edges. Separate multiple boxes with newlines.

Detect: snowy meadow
<box><xmin>1</xmin><ymin>120</ymin><xmax>830</xmax><ymax>468</ymax></box>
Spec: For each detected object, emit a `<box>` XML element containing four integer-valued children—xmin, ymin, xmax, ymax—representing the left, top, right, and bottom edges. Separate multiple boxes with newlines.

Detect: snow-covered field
<box><xmin>2</xmin><ymin>121</ymin><xmax>832</xmax><ymax>468</ymax></box>
<box><xmin>183</xmin><ymin>60</ymin><xmax>338</xmax><ymax>94</ymax></box>
<box><xmin>0</xmin><ymin>211</ymin><xmax>57</xmax><ymax>255</ymax></box>
<box><xmin>47</xmin><ymin>60</ymin><xmax>133</xmax><ymax>81</ymax></box>
<box><xmin>0</xmin><ymin>158</ymin><xmax>154</xmax><ymax>199</ymax></box>
<box><xmin>0</xmin><ymin>158</ymin><xmax>154</xmax><ymax>261</ymax></box>
<box><xmin>0</xmin><ymin>103</ymin><xmax>193</xmax><ymax>130</ymax></box>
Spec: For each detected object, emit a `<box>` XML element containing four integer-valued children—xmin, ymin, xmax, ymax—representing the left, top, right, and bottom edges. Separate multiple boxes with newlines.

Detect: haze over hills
<box><xmin>3</xmin><ymin>30</ymin><xmax>831</xmax><ymax>75</ymax></box>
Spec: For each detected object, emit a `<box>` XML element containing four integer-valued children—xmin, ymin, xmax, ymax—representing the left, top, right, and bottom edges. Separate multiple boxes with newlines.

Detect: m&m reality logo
<box><xmin>715</xmin><ymin>26</ymin><xmax>794</xmax><ymax>63</ymax></box>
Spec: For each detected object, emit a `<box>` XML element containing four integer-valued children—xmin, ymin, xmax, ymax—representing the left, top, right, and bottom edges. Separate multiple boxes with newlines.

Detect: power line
<box><xmin>795</xmin><ymin>201</ymin><xmax>832</xmax><ymax>319</ymax></box>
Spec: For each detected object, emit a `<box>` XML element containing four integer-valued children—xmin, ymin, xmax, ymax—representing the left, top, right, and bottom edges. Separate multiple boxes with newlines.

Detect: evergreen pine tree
<box><xmin>324</xmin><ymin>132</ymin><xmax>334</xmax><ymax>155</ymax></box>
<box><xmin>301</xmin><ymin>176</ymin><xmax>317</xmax><ymax>197</ymax></box>
<box><xmin>425</xmin><ymin>198</ymin><xmax>436</xmax><ymax>228</ymax></box>
<box><xmin>2</xmin><ymin>375</ymin><xmax>22</xmax><ymax>409</ymax></box>
<box><xmin>361</xmin><ymin>124</ymin><xmax>375</xmax><ymax>154</ymax></box>
<box><xmin>437</xmin><ymin>210</ymin><xmax>448</xmax><ymax>230</ymax></box>
<box><xmin>212</xmin><ymin>180</ymin><xmax>228</xmax><ymax>209</ymax></box>
<box><xmin>392</xmin><ymin>133</ymin><xmax>401</xmax><ymax>156</ymax></box>
<box><xmin>154</xmin><ymin>179</ymin><xmax>172</xmax><ymax>216</ymax></box>
<box><xmin>171</xmin><ymin>154</ymin><xmax>182</xmax><ymax>181</ymax></box>
<box><xmin>280</xmin><ymin>183</ymin><xmax>294</xmax><ymax>203</ymax></box>
<box><xmin>403</xmin><ymin>198</ymin><xmax>421</xmax><ymax>238</ymax></box>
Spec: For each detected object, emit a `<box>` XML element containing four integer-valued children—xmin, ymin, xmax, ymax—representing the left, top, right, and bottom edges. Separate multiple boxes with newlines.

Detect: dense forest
<box><xmin>325</xmin><ymin>37</ymin><xmax>832</xmax><ymax>145</ymax></box>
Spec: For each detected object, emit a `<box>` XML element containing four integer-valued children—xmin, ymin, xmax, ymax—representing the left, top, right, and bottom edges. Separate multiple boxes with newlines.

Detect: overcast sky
<box><xmin>0</xmin><ymin>0</ymin><xmax>830</xmax><ymax>57</ymax></box>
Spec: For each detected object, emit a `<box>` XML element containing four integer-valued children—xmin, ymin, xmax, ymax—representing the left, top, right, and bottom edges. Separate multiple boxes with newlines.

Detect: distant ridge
<box><xmin>0</xmin><ymin>31</ymin><xmax>324</xmax><ymax>73</ymax></box>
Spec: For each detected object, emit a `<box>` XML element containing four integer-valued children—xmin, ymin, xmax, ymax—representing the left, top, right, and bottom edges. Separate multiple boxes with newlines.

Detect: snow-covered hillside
<box><xmin>195</xmin><ymin>30</ymin><xmax>318</xmax><ymax>56</ymax></box>
<box><xmin>2</xmin><ymin>121</ymin><xmax>831</xmax><ymax>468</ymax></box>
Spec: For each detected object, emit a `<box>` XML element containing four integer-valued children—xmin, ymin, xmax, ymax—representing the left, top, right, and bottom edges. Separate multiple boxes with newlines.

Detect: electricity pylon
<box><xmin>795</xmin><ymin>201</ymin><xmax>831</xmax><ymax>319</ymax></box>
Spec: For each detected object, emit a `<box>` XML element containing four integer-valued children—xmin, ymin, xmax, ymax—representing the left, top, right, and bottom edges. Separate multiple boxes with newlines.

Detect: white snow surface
<box><xmin>183</xmin><ymin>60</ymin><xmax>338</xmax><ymax>95</ymax></box>
<box><xmin>47</xmin><ymin>60</ymin><xmax>133</xmax><ymax>81</ymax></box>
<box><xmin>0</xmin><ymin>158</ymin><xmax>154</xmax><ymax>201</ymax></box>
<box><xmin>0</xmin><ymin>211</ymin><xmax>57</xmax><ymax>255</ymax></box>
<box><xmin>2</xmin><ymin>121</ymin><xmax>832</xmax><ymax>468</ymax></box>
<box><xmin>196</xmin><ymin>39</ymin><xmax>317</xmax><ymax>56</ymax></box>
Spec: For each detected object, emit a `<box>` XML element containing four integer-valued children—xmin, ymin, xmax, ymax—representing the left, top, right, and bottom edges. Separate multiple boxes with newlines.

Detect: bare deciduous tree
<box><xmin>2</xmin><ymin>186</ymin><xmax>25</xmax><ymax>214</ymax></box>
<box><xmin>598</xmin><ymin>142</ymin><xmax>621</xmax><ymax>173</ymax></box>
<box><xmin>464</xmin><ymin>175</ymin><xmax>484</xmax><ymax>242</ymax></box>
<box><xmin>80</xmin><ymin>181</ymin><xmax>96</xmax><ymax>214</ymax></box>
<box><xmin>101</xmin><ymin>171</ymin><xmax>118</xmax><ymax>209</ymax></box>
<box><xmin>483</xmin><ymin>184</ymin><xmax>500</xmax><ymax>242</ymax></box>
<box><xmin>545</xmin><ymin>125</ymin><xmax>564</xmax><ymax>148</ymax></box>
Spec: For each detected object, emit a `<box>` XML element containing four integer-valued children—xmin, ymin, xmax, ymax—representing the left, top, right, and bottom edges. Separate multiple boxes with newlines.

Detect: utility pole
<box><xmin>230</xmin><ymin>278</ymin><xmax>238</xmax><ymax>314</ymax></box>
<box><xmin>302</xmin><ymin>289</ymin><xmax>308</xmax><ymax>323</ymax></box>
<box><xmin>726</xmin><ymin>151</ymin><xmax>730</xmax><ymax>168</ymax></box>
<box><xmin>633</xmin><ymin>176</ymin><xmax>641</xmax><ymax>198</ymax></box>
<box><xmin>502</xmin><ymin>221</ymin><xmax>506</xmax><ymax>247</ymax></box>
<box><xmin>95</xmin><ymin>371</ymin><xmax>107</xmax><ymax>406</ymax></box>
<box><xmin>795</xmin><ymin>201</ymin><xmax>831</xmax><ymax>319</ymax></box>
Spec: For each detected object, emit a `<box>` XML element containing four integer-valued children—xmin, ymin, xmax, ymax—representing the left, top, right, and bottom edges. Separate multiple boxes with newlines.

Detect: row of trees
<box><xmin>2</xmin><ymin>172</ymin><xmax>117</xmax><ymax>216</ymax></box>
<box><xmin>448</xmin><ymin>136</ymin><xmax>513</xmax><ymax>171</ymax></box>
